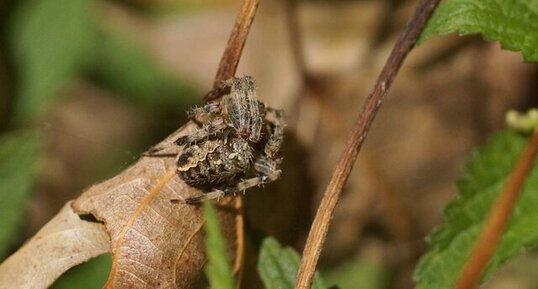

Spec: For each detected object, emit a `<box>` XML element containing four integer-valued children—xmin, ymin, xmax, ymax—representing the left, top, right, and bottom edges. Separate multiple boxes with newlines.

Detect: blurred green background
<box><xmin>1</xmin><ymin>0</ymin><xmax>206</xmax><ymax>287</ymax></box>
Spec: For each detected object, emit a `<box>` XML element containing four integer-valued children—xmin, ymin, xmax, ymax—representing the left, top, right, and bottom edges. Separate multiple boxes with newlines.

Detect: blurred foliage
<box><xmin>257</xmin><ymin>237</ymin><xmax>327</xmax><ymax>289</ymax></box>
<box><xmin>110</xmin><ymin>0</ymin><xmax>236</xmax><ymax>14</ymax></box>
<box><xmin>0</xmin><ymin>130</ymin><xmax>42</xmax><ymax>259</ymax></box>
<box><xmin>51</xmin><ymin>254</ymin><xmax>112</xmax><ymax>289</ymax></box>
<box><xmin>0</xmin><ymin>0</ymin><xmax>200</xmax><ymax>282</ymax></box>
<box><xmin>203</xmin><ymin>201</ymin><xmax>236</xmax><ymax>289</ymax></box>
<box><xmin>415</xmin><ymin>130</ymin><xmax>538</xmax><ymax>289</ymax></box>
<box><xmin>10</xmin><ymin>0</ymin><xmax>95</xmax><ymax>122</ymax></box>
<box><xmin>419</xmin><ymin>0</ymin><xmax>538</xmax><ymax>61</ymax></box>
<box><xmin>87</xmin><ymin>26</ymin><xmax>198</xmax><ymax>111</ymax></box>
<box><xmin>323</xmin><ymin>256</ymin><xmax>390</xmax><ymax>289</ymax></box>
<box><xmin>9</xmin><ymin>0</ymin><xmax>199</xmax><ymax>124</ymax></box>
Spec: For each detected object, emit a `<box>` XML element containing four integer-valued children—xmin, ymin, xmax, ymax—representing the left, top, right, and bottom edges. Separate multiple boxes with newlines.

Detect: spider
<box><xmin>151</xmin><ymin>76</ymin><xmax>285</xmax><ymax>204</ymax></box>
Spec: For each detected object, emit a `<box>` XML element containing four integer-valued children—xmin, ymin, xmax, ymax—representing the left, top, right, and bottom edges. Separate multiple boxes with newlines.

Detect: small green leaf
<box><xmin>11</xmin><ymin>0</ymin><xmax>95</xmax><ymax>122</ymax></box>
<box><xmin>204</xmin><ymin>201</ymin><xmax>236</xmax><ymax>289</ymax></box>
<box><xmin>323</xmin><ymin>256</ymin><xmax>390</xmax><ymax>289</ymax></box>
<box><xmin>0</xmin><ymin>130</ymin><xmax>42</xmax><ymax>259</ymax></box>
<box><xmin>258</xmin><ymin>237</ymin><xmax>326</xmax><ymax>289</ymax></box>
<box><xmin>51</xmin><ymin>254</ymin><xmax>112</xmax><ymax>289</ymax></box>
<box><xmin>418</xmin><ymin>0</ymin><xmax>538</xmax><ymax>61</ymax></box>
<box><xmin>414</xmin><ymin>130</ymin><xmax>538</xmax><ymax>289</ymax></box>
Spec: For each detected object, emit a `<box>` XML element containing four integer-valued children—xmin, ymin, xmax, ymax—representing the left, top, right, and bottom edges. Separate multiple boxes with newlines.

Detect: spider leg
<box><xmin>224</xmin><ymin>77</ymin><xmax>251</xmax><ymax>136</ymax></box>
<box><xmin>187</xmin><ymin>101</ymin><xmax>221</xmax><ymax>119</ymax></box>
<box><xmin>263</xmin><ymin>108</ymin><xmax>286</xmax><ymax>158</ymax></box>
<box><xmin>142</xmin><ymin>146</ymin><xmax>177</xmax><ymax>158</ymax></box>
<box><xmin>188</xmin><ymin>102</ymin><xmax>221</xmax><ymax>127</ymax></box>
<box><xmin>175</xmin><ymin>117</ymin><xmax>227</xmax><ymax>146</ymax></box>
<box><xmin>184</xmin><ymin>156</ymin><xmax>282</xmax><ymax>204</ymax></box>
<box><xmin>185</xmin><ymin>189</ymin><xmax>226</xmax><ymax>204</ymax></box>
<box><xmin>227</xmin><ymin>155</ymin><xmax>282</xmax><ymax>194</ymax></box>
<box><xmin>143</xmin><ymin>152</ymin><xmax>177</xmax><ymax>158</ymax></box>
<box><xmin>240</xmin><ymin>76</ymin><xmax>264</xmax><ymax>143</ymax></box>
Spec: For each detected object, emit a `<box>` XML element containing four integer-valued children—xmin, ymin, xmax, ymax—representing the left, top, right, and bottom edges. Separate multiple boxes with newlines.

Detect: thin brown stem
<box><xmin>454</xmin><ymin>131</ymin><xmax>538</xmax><ymax>289</ymax></box>
<box><xmin>201</xmin><ymin>0</ymin><xmax>259</xmax><ymax>284</ymax></box>
<box><xmin>205</xmin><ymin>0</ymin><xmax>260</xmax><ymax>102</ymax></box>
<box><xmin>233</xmin><ymin>197</ymin><xmax>245</xmax><ymax>289</ymax></box>
<box><xmin>294</xmin><ymin>0</ymin><xmax>441</xmax><ymax>288</ymax></box>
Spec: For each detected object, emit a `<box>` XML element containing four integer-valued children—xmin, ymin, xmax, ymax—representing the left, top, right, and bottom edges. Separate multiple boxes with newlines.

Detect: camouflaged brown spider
<box><xmin>151</xmin><ymin>76</ymin><xmax>285</xmax><ymax>204</ymax></box>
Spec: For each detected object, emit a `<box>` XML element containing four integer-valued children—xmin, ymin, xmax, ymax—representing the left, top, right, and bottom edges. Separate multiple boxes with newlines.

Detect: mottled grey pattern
<box><xmin>172</xmin><ymin>76</ymin><xmax>285</xmax><ymax>203</ymax></box>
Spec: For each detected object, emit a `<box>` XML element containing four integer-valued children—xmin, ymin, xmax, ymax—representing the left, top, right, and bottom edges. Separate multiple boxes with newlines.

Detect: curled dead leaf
<box><xmin>0</xmin><ymin>122</ymin><xmax>238</xmax><ymax>289</ymax></box>
<box><xmin>72</xmin><ymin>122</ymin><xmax>237</xmax><ymax>289</ymax></box>
<box><xmin>0</xmin><ymin>201</ymin><xmax>109</xmax><ymax>289</ymax></box>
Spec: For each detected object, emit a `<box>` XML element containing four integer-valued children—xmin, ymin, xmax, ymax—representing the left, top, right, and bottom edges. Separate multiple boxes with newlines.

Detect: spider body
<box><xmin>177</xmin><ymin>137</ymin><xmax>253</xmax><ymax>188</ymax></box>
<box><xmin>173</xmin><ymin>76</ymin><xmax>285</xmax><ymax>203</ymax></box>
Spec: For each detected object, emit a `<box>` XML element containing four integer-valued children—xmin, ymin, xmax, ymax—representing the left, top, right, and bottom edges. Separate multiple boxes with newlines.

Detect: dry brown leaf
<box><xmin>72</xmin><ymin>122</ymin><xmax>237</xmax><ymax>289</ymax></box>
<box><xmin>0</xmin><ymin>201</ymin><xmax>109</xmax><ymax>289</ymax></box>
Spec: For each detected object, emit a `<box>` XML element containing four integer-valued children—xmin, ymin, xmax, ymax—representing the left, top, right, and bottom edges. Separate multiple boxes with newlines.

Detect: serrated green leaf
<box><xmin>414</xmin><ymin>130</ymin><xmax>538</xmax><ymax>289</ymax></box>
<box><xmin>258</xmin><ymin>237</ymin><xmax>327</xmax><ymax>289</ymax></box>
<box><xmin>51</xmin><ymin>254</ymin><xmax>111</xmax><ymax>289</ymax></box>
<box><xmin>204</xmin><ymin>201</ymin><xmax>236</xmax><ymax>289</ymax></box>
<box><xmin>418</xmin><ymin>0</ymin><xmax>538</xmax><ymax>61</ymax></box>
<box><xmin>0</xmin><ymin>130</ymin><xmax>42</xmax><ymax>259</ymax></box>
<box><xmin>11</xmin><ymin>0</ymin><xmax>95</xmax><ymax>122</ymax></box>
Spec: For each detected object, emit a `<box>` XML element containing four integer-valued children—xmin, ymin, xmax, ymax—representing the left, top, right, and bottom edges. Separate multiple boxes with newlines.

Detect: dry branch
<box><xmin>294</xmin><ymin>0</ymin><xmax>442</xmax><ymax>288</ymax></box>
<box><xmin>205</xmin><ymin>0</ymin><xmax>260</xmax><ymax>102</ymax></box>
<box><xmin>205</xmin><ymin>0</ymin><xmax>260</xmax><ymax>286</ymax></box>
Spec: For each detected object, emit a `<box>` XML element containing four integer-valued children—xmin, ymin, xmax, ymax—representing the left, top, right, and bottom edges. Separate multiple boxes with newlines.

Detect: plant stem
<box><xmin>294</xmin><ymin>0</ymin><xmax>441</xmax><ymax>288</ymax></box>
<box><xmin>454</xmin><ymin>131</ymin><xmax>538</xmax><ymax>289</ymax></box>
<box><xmin>205</xmin><ymin>0</ymin><xmax>260</xmax><ymax>102</ymax></box>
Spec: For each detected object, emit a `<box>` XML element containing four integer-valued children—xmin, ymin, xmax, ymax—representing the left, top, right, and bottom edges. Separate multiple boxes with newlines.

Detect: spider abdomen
<box><xmin>177</xmin><ymin>138</ymin><xmax>253</xmax><ymax>188</ymax></box>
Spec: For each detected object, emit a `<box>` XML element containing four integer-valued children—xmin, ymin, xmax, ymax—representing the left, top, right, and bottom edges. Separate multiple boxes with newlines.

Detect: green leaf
<box><xmin>0</xmin><ymin>130</ymin><xmax>42</xmax><ymax>259</ymax></box>
<box><xmin>323</xmin><ymin>256</ymin><xmax>390</xmax><ymax>289</ymax></box>
<box><xmin>418</xmin><ymin>0</ymin><xmax>538</xmax><ymax>61</ymax></box>
<box><xmin>414</xmin><ymin>130</ymin><xmax>538</xmax><ymax>289</ymax></box>
<box><xmin>51</xmin><ymin>254</ymin><xmax>112</xmax><ymax>289</ymax></box>
<box><xmin>258</xmin><ymin>237</ymin><xmax>326</xmax><ymax>289</ymax></box>
<box><xmin>203</xmin><ymin>201</ymin><xmax>236</xmax><ymax>289</ymax></box>
<box><xmin>11</xmin><ymin>0</ymin><xmax>95</xmax><ymax>122</ymax></box>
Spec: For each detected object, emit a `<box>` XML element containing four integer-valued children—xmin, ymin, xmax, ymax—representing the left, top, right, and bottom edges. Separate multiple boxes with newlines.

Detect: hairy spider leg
<box><xmin>184</xmin><ymin>189</ymin><xmax>226</xmax><ymax>204</ymax></box>
<box><xmin>224</xmin><ymin>77</ymin><xmax>251</xmax><ymax>136</ymax></box>
<box><xmin>187</xmin><ymin>101</ymin><xmax>221</xmax><ymax>119</ymax></box>
<box><xmin>243</xmin><ymin>76</ymin><xmax>263</xmax><ymax>143</ymax></box>
<box><xmin>263</xmin><ymin>108</ymin><xmax>286</xmax><ymax>158</ymax></box>
<box><xmin>187</xmin><ymin>102</ymin><xmax>221</xmax><ymax>127</ymax></box>
<box><xmin>228</xmin><ymin>155</ymin><xmax>282</xmax><ymax>193</ymax></box>
<box><xmin>175</xmin><ymin>117</ymin><xmax>227</xmax><ymax>146</ymax></box>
